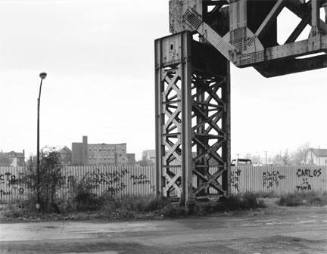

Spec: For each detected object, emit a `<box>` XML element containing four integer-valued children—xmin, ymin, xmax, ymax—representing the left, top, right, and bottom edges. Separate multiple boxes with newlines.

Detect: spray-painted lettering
<box><xmin>296</xmin><ymin>168</ymin><xmax>322</xmax><ymax>178</ymax></box>
<box><xmin>88</xmin><ymin>169</ymin><xmax>128</xmax><ymax>185</ymax></box>
<box><xmin>296</xmin><ymin>178</ymin><xmax>312</xmax><ymax>191</ymax></box>
<box><xmin>231</xmin><ymin>169</ymin><xmax>241</xmax><ymax>192</ymax></box>
<box><xmin>0</xmin><ymin>172</ymin><xmax>25</xmax><ymax>197</ymax></box>
<box><xmin>130</xmin><ymin>174</ymin><xmax>151</xmax><ymax>185</ymax></box>
<box><xmin>263</xmin><ymin>170</ymin><xmax>286</xmax><ymax>189</ymax></box>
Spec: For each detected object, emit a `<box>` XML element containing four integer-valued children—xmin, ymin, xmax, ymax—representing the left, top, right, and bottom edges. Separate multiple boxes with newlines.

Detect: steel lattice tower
<box><xmin>155</xmin><ymin>33</ymin><xmax>230</xmax><ymax>204</ymax></box>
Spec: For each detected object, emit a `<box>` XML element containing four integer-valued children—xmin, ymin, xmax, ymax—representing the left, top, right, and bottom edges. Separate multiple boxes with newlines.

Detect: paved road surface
<box><xmin>0</xmin><ymin>206</ymin><xmax>327</xmax><ymax>253</ymax></box>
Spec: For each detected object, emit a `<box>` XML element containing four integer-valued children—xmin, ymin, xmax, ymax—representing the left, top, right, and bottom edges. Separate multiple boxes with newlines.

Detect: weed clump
<box><xmin>193</xmin><ymin>193</ymin><xmax>266</xmax><ymax>215</ymax></box>
<box><xmin>156</xmin><ymin>193</ymin><xmax>267</xmax><ymax>218</ymax></box>
<box><xmin>100</xmin><ymin>195</ymin><xmax>170</xmax><ymax>219</ymax></box>
<box><xmin>278</xmin><ymin>192</ymin><xmax>327</xmax><ymax>207</ymax></box>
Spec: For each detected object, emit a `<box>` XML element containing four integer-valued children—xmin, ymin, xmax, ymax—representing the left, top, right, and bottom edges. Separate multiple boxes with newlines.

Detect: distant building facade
<box><xmin>88</xmin><ymin>143</ymin><xmax>127</xmax><ymax>165</ymax></box>
<box><xmin>126</xmin><ymin>153</ymin><xmax>136</xmax><ymax>165</ymax></box>
<box><xmin>0</xmin><ymin>151</ymin><xmax>25</xmax><ymax>167</ymax></box>
<box><xmin>142</xmin><ymin>150</ymin><xmax>156</xmax><ymax>164</ymax></box>
<box><xmin>306</xmin><ymin>148</ymin><xmax>327</xmax><ymax>166</ymax></box>
<box><xmin>72</xmin><ymin>136</ymin><xmax>132</xmax><ymax>165</ymax></box>
<box><xmin>72</xmin><ymin>136</ymin><xmax>89</xmax><ymax>165</ymax></box>
<box><xmin>58</xmin><ymin>146</ymin><xmax>72</xmax><ymax>165</ymax></box>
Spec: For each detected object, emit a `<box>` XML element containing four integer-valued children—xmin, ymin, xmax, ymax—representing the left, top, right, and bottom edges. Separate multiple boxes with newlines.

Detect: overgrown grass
<box><xmin>99</xmin><ymin>192</ymin><xmax>267</xmax><ymax>219</ymax></box>
<box><xmin>221</xmin><ymin>192</ymin><xmax>266</xmax><ymax>210</ymax></box>
<box><xmin>278</xmin><ymin>192</ymin><xmax>327</xmax><ymax>207</ymax></box>
<box><xmin>100</xmin><ymin>195</ymin><xmax>170</xmax><ymax>219</ymax></box>
<box><xmin>1</xmin><ymin>198</ymin><xmax>39</xmax><ymax>219</ymax></box>
<box><xmin>1</xmin><ymin>192</ymin><xmax>267</xmax><ymax>221</ymax></box>
<box><xmin>5</xmin><ymin>189</ymin><xmax>327</xmax><ymax>221</ymax></box>
<box><xmin>192</xmin><ymin>192</ymin><xmax>266</xmax><ymax>216</ymax></box>
<box><xmin>251</xmin><ymin>191</ymin><xmax>279</xmax><ymax>198</ymax></box>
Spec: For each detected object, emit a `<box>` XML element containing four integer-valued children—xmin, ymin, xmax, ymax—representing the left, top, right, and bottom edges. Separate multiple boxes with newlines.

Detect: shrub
<box><xmin>158</xmin><ymin>193</ymin><xmax>266</xmax><ymax>218</ymax></box>
<box><xmin>100</xmin><ymin>195</ymin><xmax>170</xmax><ymax>219</ymax></box>
<box><xmin>72</xmin><ymin>176</ymin><xmax>102</xmax><ymax>211</ymax></box>
<box><xmin>2</xmin><ymin>204</ymin><xmax>24</xmax><ymax>218</ymax></box>
<box><xmin>278</xmin><ymin>191</ymin><xmax>327</xmax><ymax>207</ymax></box>
<box><xmin>143</xmin><ymin>196</ymin><xmax>170</xmax><ymax>212</ymax></box>
<box><xmin>251</xmin><ymin>191</ymin><xmax>279</xmax><ymax>198</ymax></box>
<box><xmin>23</xmin><ymin>151</ymin><xmax>64</xmax><ymax>213</ymax></box>
<box><xmin>160</xmin><ymin>204</ymin><xmax>187</xmax><ymax>217</ymax></box>
<box><xmin>215</xmin><ymin>193</ymin><xmax>266</xmax><ymax>211</ymax></box>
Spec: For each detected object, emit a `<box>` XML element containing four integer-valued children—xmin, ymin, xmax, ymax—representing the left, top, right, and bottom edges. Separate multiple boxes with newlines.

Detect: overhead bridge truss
<box><xmin>156</xmin><ymin>0</ymin><xmax>327</xmax><ymax>205</ymax></box>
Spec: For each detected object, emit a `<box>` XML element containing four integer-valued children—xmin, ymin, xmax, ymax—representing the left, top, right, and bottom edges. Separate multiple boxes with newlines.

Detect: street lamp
<box><xmin>36</xmin><ymin>72</ymin><xmax>47</xmax><ymax>210</ymax></box>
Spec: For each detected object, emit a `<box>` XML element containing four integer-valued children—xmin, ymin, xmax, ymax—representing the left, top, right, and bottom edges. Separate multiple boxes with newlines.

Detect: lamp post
<box><xmin>36</xmin><ymin>72</ymin><xmax>47</xmax><ymax>210</ymax></box>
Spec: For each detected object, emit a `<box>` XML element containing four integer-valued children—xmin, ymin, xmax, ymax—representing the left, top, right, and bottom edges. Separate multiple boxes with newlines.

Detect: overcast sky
<box><xmin>0</xmin><ymin>0</ymin><xmax>326</xmax><ymax>160</ymax></box>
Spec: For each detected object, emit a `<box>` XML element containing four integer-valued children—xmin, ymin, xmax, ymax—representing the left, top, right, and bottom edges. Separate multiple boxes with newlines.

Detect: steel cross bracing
<box><xmin>191</xmin><ymin>70</ymin><xmax>230</xmax><ymax>199</ymax></box>
<box><xmin>156</xmin><ymin>0</ymin><xmax>327</xmax><ymax>205</ymax></box>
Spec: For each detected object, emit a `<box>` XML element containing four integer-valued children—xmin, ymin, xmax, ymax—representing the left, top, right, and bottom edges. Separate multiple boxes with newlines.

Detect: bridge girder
<box><xmin>170</xmin><ymin>0</ymin><xmax>327</xmax><ymax>77</ymax></box>
<box><xmin>155</xmin><ymin>0</ymin><xmax>327</xmax><ymax>205</ymax></box>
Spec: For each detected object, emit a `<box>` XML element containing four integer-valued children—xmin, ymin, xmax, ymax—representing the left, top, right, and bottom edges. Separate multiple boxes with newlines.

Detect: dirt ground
<box><xmin>0</xmin><ymin>204</ymin><xmax>327</xmax><ymax>253</ymax></box>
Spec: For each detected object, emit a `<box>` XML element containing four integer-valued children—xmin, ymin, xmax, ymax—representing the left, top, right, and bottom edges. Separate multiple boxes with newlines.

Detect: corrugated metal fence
<box><xmin>1</xmin><ymin>165</ymin><xmax>327</xmax><ymax>203</ymax></box>
<box><xmin>0</xmin><ymin>167</ymin><xmax>27</xmax><ymax>203</ymax></box>
<box><xmin>231</xmin><ymin>166</ymin><xmax>327</xmax><ymax>194</ymax></box>
<box><xmin>0</xmin><ymin>165</ymin><xmax>156</xmax><ymax>203</ymax></box>
<box><xmin>61</xmin><ymin>165</ymin><xmax>156</xmax><ymax>197</ymax></box>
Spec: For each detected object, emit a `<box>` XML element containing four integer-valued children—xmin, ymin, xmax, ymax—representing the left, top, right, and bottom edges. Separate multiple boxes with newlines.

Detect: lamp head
<box><xmin>39</xmin><ymin>72</ymin><xmax>47</xmax><ymax>80</ymax></box>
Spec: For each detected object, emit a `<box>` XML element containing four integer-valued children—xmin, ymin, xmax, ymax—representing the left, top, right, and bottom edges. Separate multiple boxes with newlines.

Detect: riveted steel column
<box><xmin>181</xmin><ymin>32</ymin><xmax>193</xmax><ymax>206</ymax></box>
<box><xmin>155</xmin><ymin>32</ymin><xmax>191</xmax><ymax>200</ymax></box>
<box><xmin>222</xmin><ymin>63</ymin><xmax>231</xmax><ymax>196</ymax></box>
<box><xmin>155</xmin><ymin>39</ymin><xmax>163</xmax><ymax>197</ymax></box>
<box><xmin>311</xmin><ymin>0</ymin><xmax>320</xmax><ymax>30</ymax></box>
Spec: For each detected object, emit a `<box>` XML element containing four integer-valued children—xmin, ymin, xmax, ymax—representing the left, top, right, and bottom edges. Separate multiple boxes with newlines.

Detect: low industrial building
<box><xmin>72</xmin><ymin>136</ymin><xmax>135</xmax><ymax>165</ymax></box>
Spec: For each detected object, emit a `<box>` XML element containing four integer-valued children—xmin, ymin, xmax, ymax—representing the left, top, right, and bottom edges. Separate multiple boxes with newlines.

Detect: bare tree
<box><xmin>244</xmin><ymin>153</ymin><xmax>262</xmax><ymax>165</ymax></box>
<box><xmin>290</xmin><ymin>143</ymin><xmax>310</xmax><ymax>165</ymax></box>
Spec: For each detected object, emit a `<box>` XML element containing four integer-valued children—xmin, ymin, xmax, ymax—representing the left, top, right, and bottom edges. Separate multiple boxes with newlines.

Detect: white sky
<box><xmin>0</xmin><ymin>0</ymin><xmax>326</xmax><ymax>160</ymax></box>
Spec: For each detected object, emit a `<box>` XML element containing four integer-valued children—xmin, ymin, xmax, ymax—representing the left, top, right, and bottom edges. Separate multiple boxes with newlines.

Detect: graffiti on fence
<box><xmin>130</xmin><ymin>174</ymin><xmax>151</xmax><ymax>185</ymax></box>
<box><xmin>107</xmin><ymin>182</ymin><xmax>127</xmax><ymax>195</ymax></box>
<box><xmin>296</xmin><ymin>178</ymin><xmax>312</xmax><ymax>191</ymax></box>
<box><xmin>0</xmin><ymin>172</ymin><xmax>22</xmax><ymax>185</ymax></box>
<box><xmin>0</xmin><ymin>171</ymin><xmax>25</xmax><ymax>197</ymax></box>
<box><xmin>0</xmin><ymin>190</ymin><xmax>11</xmax><ymax>196</ymax></box>
<box><xmin>231</xmin><ymin>169</ymin><xmax>241</xmax><ymax>192</ymax></box>
<box><xmin>0</xmin><ymin>166</ymin><xmax>157</xmax><ymax>202</ymax></box>
<box><xmin>59</xmin><ymin>168</ymin><xmax>155</xmax><ymax>196</ymax></box>
<box><xmin>262</xmin><ymin>170</ymin><xmax>286</xmax><ymax>189</ymax></box>
<box><xmin>86</xmin><ymin>168</ymin><xmax>129</xmax><ymax>194</ymax></box>
<box><xmin>88</xmin><ymin>168</ymin><xmax>128</xmax><ymax>185</ymax></box>
<box><xmin>296</xmin><ymin>168</ymin><xmax>322</xmax><ymax>178</ymax></box>
<box><xmin>295</xmin><ymin>168</ymin><xmax>322</xmax><ymax>192</ymax></box>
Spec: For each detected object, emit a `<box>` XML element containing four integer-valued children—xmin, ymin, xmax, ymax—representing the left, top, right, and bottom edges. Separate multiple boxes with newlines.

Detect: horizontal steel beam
<box><xmin>254</xmin><ymin>54</ymin><xmax>327</xmax><ymax>77</ymax></box>
<box><xmin>238</xmin><ymin>34</ymin><xmax>327</xmax><ymax>67</ymax></box>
